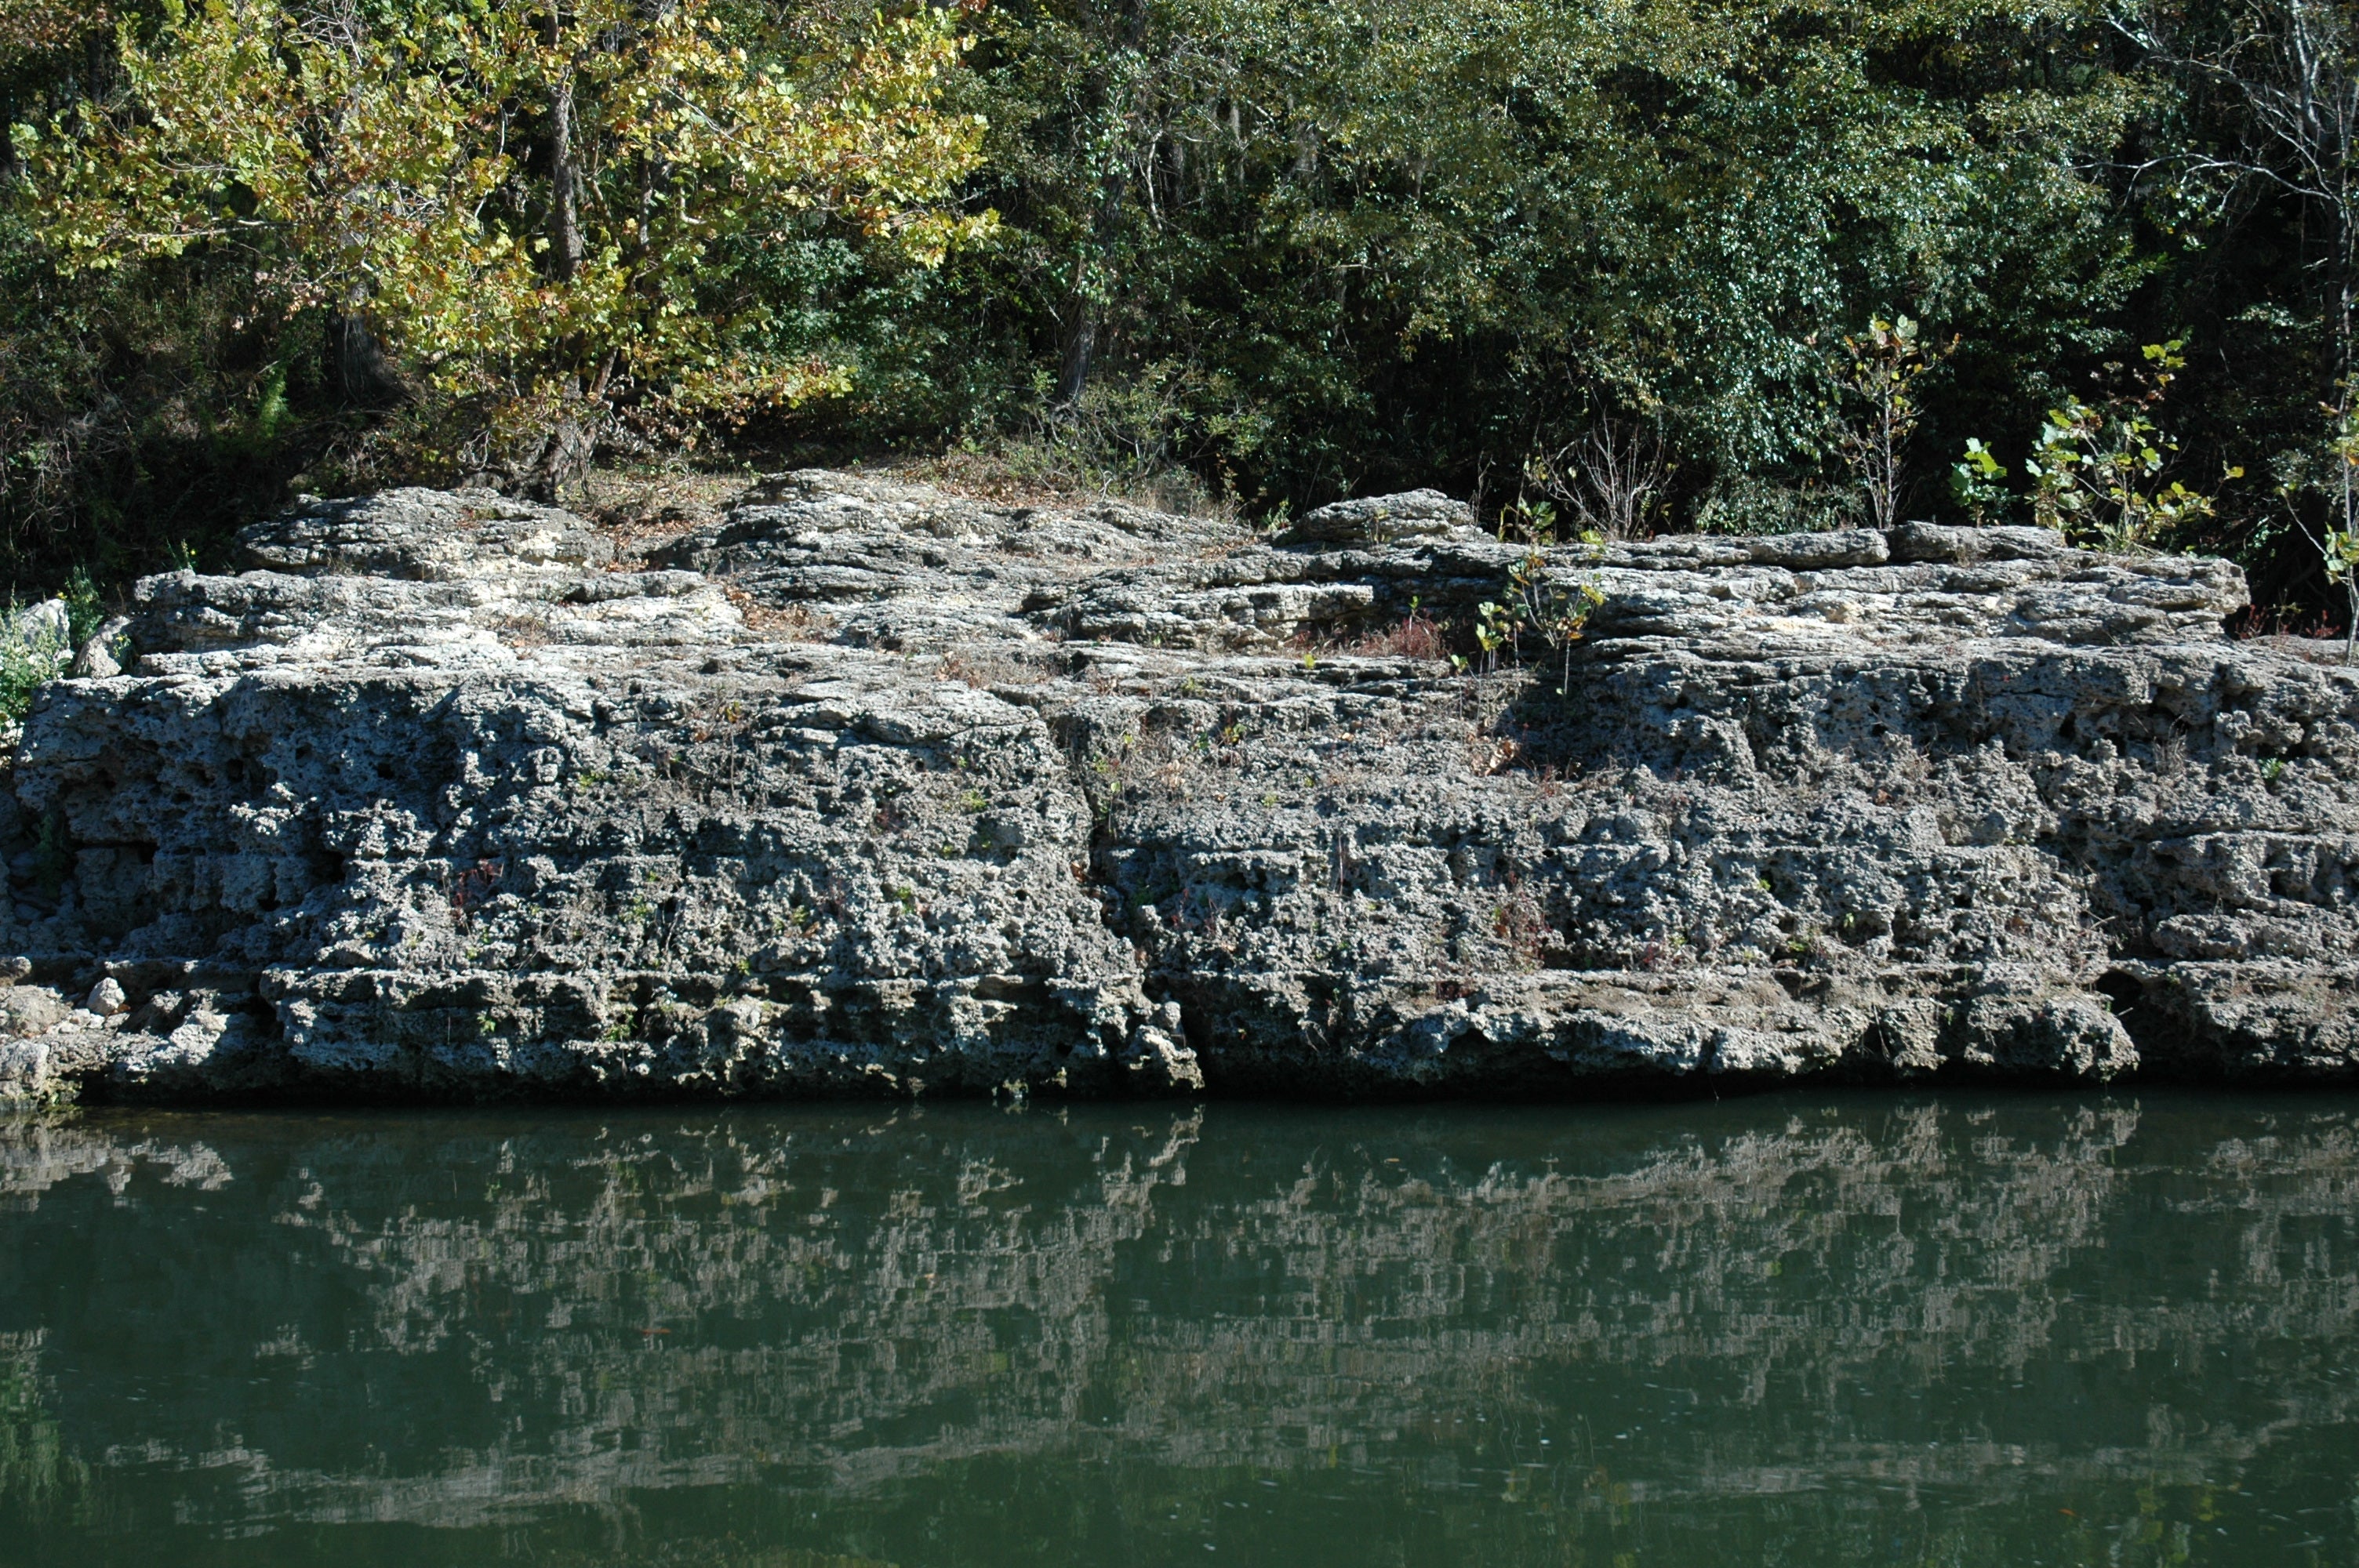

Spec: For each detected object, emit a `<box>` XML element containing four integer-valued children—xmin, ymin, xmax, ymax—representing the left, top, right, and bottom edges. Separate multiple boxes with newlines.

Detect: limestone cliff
<box><xmin>0</xmin><ymin>471</ymin><xmax>2352</xmax><ymax>1100</ymax></box>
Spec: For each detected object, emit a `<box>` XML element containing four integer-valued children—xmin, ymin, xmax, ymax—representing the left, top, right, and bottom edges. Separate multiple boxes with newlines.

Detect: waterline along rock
<box><xmin>0</xmin><ymin>474</ymin><xmax>2352</xmax><ymax>1101</ymax></box>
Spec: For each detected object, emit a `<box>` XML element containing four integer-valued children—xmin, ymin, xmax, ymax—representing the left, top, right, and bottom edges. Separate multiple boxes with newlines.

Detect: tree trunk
<box><xmin>326</xmin><ymin>312</ymin><xmax>405</xmax><ymax>407</ymax></box>
<box><xmin>549</xmin><ymin>1</ymin><xmax>581</xmax><ymax>282</ymax></box>
<box><xmin>1053</xmin><ymin>0</ymin><xmax>1150</xmax><ymax>412</ymax></box>
<box><xmin>1053</xmin><ymin>180</ymin><xmax>1118</xmax><ymax>411</ymax></box>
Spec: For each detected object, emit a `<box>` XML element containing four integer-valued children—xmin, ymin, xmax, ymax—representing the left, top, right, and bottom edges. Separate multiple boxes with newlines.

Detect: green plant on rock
<box><xmin>1466</xmin><ymin>549</ymin><xmax>1606</xmax><ymax>688</ymax></box>
<box><xmin>2026</xmin><ymin>343</ymin><xmax>2237</xmax><ymax>553</ymax></box>
<box><xmin>2288</xmin><ymin>392</ymin><xmax>2359</xmax><ymax>665</ymax></box>
<box><xmin>2312</xmin><ymin>523</ymin><xmax>2359</xmax><ymax>665</ymax></box>
<box><xmin>1518</xmin><ymin>552</ymin><xmax>1607</xmax><ymax>693</ymax></box>
<box><xmin>1950</xmin><ymin>439</ymin><xmax>2010</xmax><ymax>524</ymax></box>
<box><xmin>1498</xmin><ymin>488</ymin><xmax>1559</xmax><ymax>546</ymax></box>
<box><xmin>0</xmin><ymin>612</ymin><xmax>71</xmax><ymax>727</ymax></box>
<box><xmin>1833</xmin><ymin>315</ymin><xmax>1954</xmax><ymax>530</ymax></box>
<box><xmin>62</xmin><ymin>568</ymin><xmax>102</xmax><ymax>648</ymax></box>
<box><xmin>1470</xmin><ymin>595</ymin><xmax>1520</xmax><ymax>674</ymax></box>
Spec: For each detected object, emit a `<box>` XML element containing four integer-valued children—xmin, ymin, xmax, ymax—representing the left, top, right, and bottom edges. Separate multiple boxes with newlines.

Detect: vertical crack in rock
<box><xmin>0</xmin><ymin>473</ymin><xmax>2352</xmax><ymax>1102</ymax></box>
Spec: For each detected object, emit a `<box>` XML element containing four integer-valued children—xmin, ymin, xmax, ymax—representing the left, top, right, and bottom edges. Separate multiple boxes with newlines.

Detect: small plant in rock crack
<box><xmin>1637</xmin><ymin>931</ymin><xmax>1689</xmax><ymax>971</ymax></box>
<box><xmin>1350</xmin><ymin>596</ymin><xmax>1450</xmax><ymax>660</ymax></box>
<box><xmin>445</xmin><ymin>858</ymin><xmax>503</xmax><ymax>931</ymax></box>
<box><xmin>1469</xmin><ymin>597</ymin><xmax>1519</xmax><ymax>674</ymax></box>
<box><xmin>1490</xmin><ymin>890</ymin><xmax>1554</xmax><ymax>968</ymax></box>
<box><xmin>1460</xmin><ymin>550</ymin><xmax>1605</xmax><ymax>687</ymax></box>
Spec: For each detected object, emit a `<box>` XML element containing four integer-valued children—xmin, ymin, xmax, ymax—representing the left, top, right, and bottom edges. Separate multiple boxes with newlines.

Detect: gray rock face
<box><xmin>1285</xmin><ymin>488</ymin><xmax>1479</xmax><ymax>545</ymax></box>
<box><xmin>0</xmin><ymin>473</ymin><xmax>2352</xmax><ymax>1102</ymax></box>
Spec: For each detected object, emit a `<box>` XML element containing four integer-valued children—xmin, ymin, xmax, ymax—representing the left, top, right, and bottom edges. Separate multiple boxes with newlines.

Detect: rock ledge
<box><xmin>0</xmin><ymin>474</ymin><xmax>2352</xmax><ymax>1101</ymax></box>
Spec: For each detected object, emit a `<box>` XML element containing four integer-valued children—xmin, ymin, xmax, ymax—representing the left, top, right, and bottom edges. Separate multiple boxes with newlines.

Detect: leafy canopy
<box><xmin>13</xmin><ymin>0</ymin><xmax>994</xmax><ymax>460</ymax></box>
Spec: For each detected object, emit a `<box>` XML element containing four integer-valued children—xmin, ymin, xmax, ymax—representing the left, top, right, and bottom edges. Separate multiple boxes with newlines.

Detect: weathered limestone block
<box><xmin>0</xmin><ymin>469</ymin><xmax>2352</xmax><ymax>1100</ymax></box>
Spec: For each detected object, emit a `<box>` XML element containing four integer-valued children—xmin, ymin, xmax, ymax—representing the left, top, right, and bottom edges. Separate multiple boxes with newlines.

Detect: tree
<box><xmin>926</xmin><ymin>0</ymin><xmax>2154</xmax><ymax>516</ymax></box>
<box><xmin>1833</xmin><ymin>317</ymin><xmax>1954</xmax><ymax>531</ymax></box>
<box><xmin>12</xmin><ymin>0</ymin><xmax>994</xmax><ymax>492</ymax></box>
<box><xmin>2121</xmin><ymin>0</ymin><xmax>2358</xmax><ymax>389</ymax></box>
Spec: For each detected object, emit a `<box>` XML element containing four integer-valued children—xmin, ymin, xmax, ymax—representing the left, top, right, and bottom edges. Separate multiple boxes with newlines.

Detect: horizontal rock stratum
<box><xmin>0</xmin><ymin>472</ymin><xmax>2354</xmax><ymax>1101</ymax></box>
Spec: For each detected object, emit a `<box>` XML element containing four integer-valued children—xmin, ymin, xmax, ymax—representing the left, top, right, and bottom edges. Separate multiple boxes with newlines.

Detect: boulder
<box><xmin>1285</xmin><ymin>489</ymin><xmax>1479</xmax><ymax>545</ymax></box>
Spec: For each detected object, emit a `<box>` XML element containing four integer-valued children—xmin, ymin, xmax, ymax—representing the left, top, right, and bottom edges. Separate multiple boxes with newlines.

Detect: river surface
<box><xmin>0</xmin><ymin>1093</ymin><xmax>2354</xmax><ymax>1566</ymax></box>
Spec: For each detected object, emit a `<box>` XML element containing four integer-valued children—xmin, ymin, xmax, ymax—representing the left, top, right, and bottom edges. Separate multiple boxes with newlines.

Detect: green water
<box><xmin>0</xmin><ymin>1094</ymin><xmax>2354</xmax><ymax>1567</ymax></box>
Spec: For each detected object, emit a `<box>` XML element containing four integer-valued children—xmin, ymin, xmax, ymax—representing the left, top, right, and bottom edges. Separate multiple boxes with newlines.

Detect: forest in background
<box><xmin>2</xmin><ymin>0</ymin><xmax>2357</xmax><ymax>630</ymax></box>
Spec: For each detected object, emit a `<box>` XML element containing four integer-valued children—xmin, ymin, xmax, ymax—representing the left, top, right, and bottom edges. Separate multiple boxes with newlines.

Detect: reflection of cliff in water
<box><xmin>1</xmin><ymin>1097</ymin><xmax>2357</xmax><ymax>1560</ymax></box>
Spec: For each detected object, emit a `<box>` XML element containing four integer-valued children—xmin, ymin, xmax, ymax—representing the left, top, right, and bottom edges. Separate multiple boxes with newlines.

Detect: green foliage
<box><xmin>888</xmin><ymin>0</ymin><xmax>2168</xmax><ymax>519</ymax></box>
<box><xmin>0</xmin><ymin>636</ymin><xmax>56</xmax><ymax>725</ymax></box>
<box><xmin>2286</xmin><ymin>393</ymin><xmax>2359</xmax><ymax>662</ymax></box>
<box><xmin>2026</xmin><ymin>342</ymin><xmax>2237</xmax><ymax>553</ymax></box>
<box><xmin>0</xmin><ymin>0</ymin><xmax>2351</xmax><ymax>634</ymax></box>
<box><xmin>1466</xmin><ymin>548</ymin><xmax>1605</xmax><ymax>687</ymax></box>
<box><xmin>11</xmin><ymin>0</ymin><xmax>989</xmax><ymax>495</ymax></box>
<box><xmin>1950</xmin><ymin>440</ymin><xmax>2012</xmax><ymax>524</ymax></box>
<box><xmin>0</xmin><ymin>592</ymin><xmax>69</xmax><ymax>724</ymax></box>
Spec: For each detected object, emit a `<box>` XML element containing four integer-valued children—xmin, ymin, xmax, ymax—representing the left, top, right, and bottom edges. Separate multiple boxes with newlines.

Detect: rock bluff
<box><xmin>0</xmin><ymin>472</ymin><xmax>2353</xmax><ymax>1100</ymax></box>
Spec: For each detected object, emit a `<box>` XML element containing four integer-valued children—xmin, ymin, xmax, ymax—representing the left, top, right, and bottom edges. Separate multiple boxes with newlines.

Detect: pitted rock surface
<box><xmin>0</xmin><ymin>470</ymin><xmax>2352</xmax><ymax>1102</ymax></box>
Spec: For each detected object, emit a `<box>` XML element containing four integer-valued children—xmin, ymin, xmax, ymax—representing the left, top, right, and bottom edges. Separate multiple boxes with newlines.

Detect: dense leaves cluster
<box><xmin>2</xmin><ymin>0</ymin><xmax>2357</xmax><ymax>625</ymax></box>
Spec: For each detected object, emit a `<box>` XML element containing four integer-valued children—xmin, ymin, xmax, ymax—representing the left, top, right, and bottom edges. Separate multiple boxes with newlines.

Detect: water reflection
<box><xmin>1</xmin><ymin>1095</ymin><xmax>2354</xmax><ymax>1566</ymax></box>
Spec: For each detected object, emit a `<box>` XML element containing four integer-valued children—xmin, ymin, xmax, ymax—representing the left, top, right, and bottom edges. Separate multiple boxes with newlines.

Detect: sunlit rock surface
<box><xmin>0</xmin><ymin>471</ymin><xmax>2354</xmax><ymax>1099</ymax></box>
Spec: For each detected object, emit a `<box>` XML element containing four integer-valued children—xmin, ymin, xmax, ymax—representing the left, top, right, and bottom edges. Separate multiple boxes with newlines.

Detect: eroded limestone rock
<box><xmin>0</xmin><ymin>470</ymin><xmax>2352</xmax><ymax>1100</ymax></box>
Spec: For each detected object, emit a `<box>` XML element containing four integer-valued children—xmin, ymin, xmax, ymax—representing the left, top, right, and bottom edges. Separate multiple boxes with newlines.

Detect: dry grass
<box><xmin>580</xmin><ymin>464</ymin><xmax>751</xmax><ymax>559</ymax></box>
<box><xmin>1467</xmin><ymin>734</ymin><xmax>1522</xmax><ymax>776</ymax></box>
<box><xmin>724</xmin><ymin>587</ymin><xmax>833</xmax><ymax>641</ymax></box>
<box><xmin>939</xmin><ymin>648</ymin><xmax>1056</xmax><ymax>688</ymax></box>
<box><xmin>886</xmin><ymin>446</ymin><xmax>1232</xmax><ymax>520</ymax></box>
<box><xmin>1347</xmin><ymin>608</ymin><xmax>1451</xmax><ymax>660</ymax></box>
<box><xmin>491</xmin><ymin>613</ymin><xmax>554</xmax><ymax>648</ymax></box>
